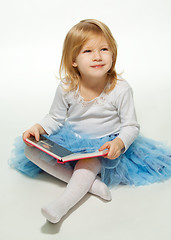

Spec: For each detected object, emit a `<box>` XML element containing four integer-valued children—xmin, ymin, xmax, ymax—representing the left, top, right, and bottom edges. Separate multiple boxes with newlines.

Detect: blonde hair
<box><xmin>59</xmin><ymin>19</ymin><xmax>118</xmax><ymax>93</ymax></box>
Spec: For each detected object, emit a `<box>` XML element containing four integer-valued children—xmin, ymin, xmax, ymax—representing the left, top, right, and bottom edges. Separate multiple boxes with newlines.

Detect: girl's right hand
<box><xmin>22</xmin><ymin>124</ymin><xmax>47</xmax><ymax>145</ymax></box>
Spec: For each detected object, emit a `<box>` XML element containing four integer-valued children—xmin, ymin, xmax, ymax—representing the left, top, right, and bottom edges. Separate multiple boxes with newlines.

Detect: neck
<box><xmin>80</xmin><ymin>74</ymin><xmax>108</xmax><ymax>90</ymax></box>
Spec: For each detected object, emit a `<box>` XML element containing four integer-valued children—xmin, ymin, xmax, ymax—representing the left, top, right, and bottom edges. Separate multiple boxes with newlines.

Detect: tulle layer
<box><xmin>101</xmin><ymin>136</ymin><xmax>171</xmax><ymax>186</ymax></box>
<box><xmin>9</xmin><ymin>137</ymin><xmax>42</xmax><ymax>177</ymax></box>
<box><xmin>9</xmin><ymin>124</ymin><xmax>171</xmax><ymax>186</ymax></box>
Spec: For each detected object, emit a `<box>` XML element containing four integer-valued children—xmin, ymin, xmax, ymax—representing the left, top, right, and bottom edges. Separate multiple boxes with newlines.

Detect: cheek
<box><xmin>76</xmin><ymin>61</ymin><xmax>86</xmax><ymax>73</ymax></box>
<box><xmin>79</xmin><ymin>58</ymin><xmax>89</xmax><ymax>67</ymax></box>
<box><xmin>106</xmin><ymin>55</ymin><xmax>113</xmax><ymax>66</ymax></box>
<box><xmin>105</xmin><ymin>56</ymin><xmax>113</xmax><ymax>71</ymax></box>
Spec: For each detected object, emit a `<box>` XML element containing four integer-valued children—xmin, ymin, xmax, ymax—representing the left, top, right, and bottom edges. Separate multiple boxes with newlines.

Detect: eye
<box><xmin>101</xmin><ymin>48</ymin><xmax>108</xmax><ymax>51</ymax></box>
<box><xmin>83</xmin><ymin>50</ymin><xmax>91</xmax><ymax>53</ymax></box>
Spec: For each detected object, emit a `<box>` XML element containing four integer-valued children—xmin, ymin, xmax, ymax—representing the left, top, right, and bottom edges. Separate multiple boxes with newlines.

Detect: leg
<box><xmin>25</xmin><ymin>146</ymin><xmax>111</xmax><ymax>201</ymax></box>
<box><xmin>41</xmin><ymin>157</ymin><xmax>102</xmax><ymax>223</ymax></box>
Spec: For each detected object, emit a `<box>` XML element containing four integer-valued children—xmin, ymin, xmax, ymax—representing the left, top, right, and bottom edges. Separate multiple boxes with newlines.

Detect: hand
<box><xmin>22</xmin><ymin>124</ymin><xmax>47</xmax><ymax>146</ymax></box>
<box><xmin>99</xmin><ymin>137</ymin><xmax>125</xmax><ymax>160</ymax></box>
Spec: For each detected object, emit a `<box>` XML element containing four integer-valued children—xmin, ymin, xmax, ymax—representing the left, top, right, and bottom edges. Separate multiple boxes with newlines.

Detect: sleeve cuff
<box><xmin>118</xmin><ymin>128</ymin><xmax>140</xmax><ymax>153</ymax></box>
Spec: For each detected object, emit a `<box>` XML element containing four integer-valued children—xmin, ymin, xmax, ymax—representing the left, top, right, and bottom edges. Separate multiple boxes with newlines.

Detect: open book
<box><xmin>24</xmin><ymin>135</ymin><xmax>108</xmax><ymax>163</ymax></box>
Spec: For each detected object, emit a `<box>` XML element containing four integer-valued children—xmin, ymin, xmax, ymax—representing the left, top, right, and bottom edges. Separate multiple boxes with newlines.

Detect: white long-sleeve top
<box><xmin>39</xmin><ymin>78</ymin><xmax>140</xmax><ymax>152</ymax></box>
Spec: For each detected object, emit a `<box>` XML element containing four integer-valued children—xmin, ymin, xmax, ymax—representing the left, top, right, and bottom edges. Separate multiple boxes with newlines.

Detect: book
<box><xmin>24</xmin><ymin>135</ymin><xmax>108</xmax><ymax>163</ymax></box>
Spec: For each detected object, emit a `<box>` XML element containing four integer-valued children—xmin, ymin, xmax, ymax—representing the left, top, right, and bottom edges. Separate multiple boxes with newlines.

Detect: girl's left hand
<box><xmin>99</xmin><ymin>138</ymin><xmax>125</xmax><ymax>160</ymax></box>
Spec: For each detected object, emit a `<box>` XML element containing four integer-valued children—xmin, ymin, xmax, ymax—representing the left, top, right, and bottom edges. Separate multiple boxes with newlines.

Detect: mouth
<box><xmin>90</xmin><ymin>64</ymin><xmax>105</xmax><ymax>69</ymax></box>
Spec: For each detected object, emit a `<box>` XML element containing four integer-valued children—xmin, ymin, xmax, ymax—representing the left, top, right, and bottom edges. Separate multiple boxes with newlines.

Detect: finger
<box><xmin>34</xmin><ymin>129</ymin><xmax>40</xmax><ymax>142</ymax></box>
<box><xmin>109</xmin><ymin>150</ymin><xmax>121</xmax><ymax>160</ymax></box>
<box><xmin>105</xmin><ymin>144</ymin><xmax>116</xmax><ymax>158</ymax></box>
<box><xmin>22</xmin><ymin>132</ymin><xmax>33</xmax><ymax>146</ymax></box>
<box><xmin>99</xmin><ymin>142</ymin><xmax>110</xmax><ymax>151</ymax></box>
<box><xmin>22</xmin><ymin>131</ymin><xmax>31</xmax><ymax>141</ymax></box>
<box><xmin>107</xmin><ymin>145</ymin><xmax>120</xmax><ymax>159</ymax></box>
<box><xmin>22</xmin><ymin>130</ymin><xmax>36</xmax><ymax>146</ymax></box>
<box><xmin>107</xmin><ymin>151</ymin><xmax>116</xmax><ymax>159</ymax></box>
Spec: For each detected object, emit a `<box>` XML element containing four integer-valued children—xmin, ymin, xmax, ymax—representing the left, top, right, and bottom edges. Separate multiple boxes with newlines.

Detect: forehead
<box><xmin>82</xmin><ymin>34</ymin><xmax>109</xmax><ymax>48</ymax></box>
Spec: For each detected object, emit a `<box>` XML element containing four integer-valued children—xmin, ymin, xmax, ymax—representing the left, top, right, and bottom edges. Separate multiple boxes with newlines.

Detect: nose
<box><xmin>92</xmin><ymin>50</ymin><xmax>102</xmax><ymax>61</ymax></box>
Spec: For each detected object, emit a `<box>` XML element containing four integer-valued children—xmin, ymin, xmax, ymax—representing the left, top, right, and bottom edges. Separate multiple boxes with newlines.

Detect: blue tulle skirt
<box><xmin>9</xmin><ymin>124</ymin><xmax>171</xmax><ymax>187</ymax></box>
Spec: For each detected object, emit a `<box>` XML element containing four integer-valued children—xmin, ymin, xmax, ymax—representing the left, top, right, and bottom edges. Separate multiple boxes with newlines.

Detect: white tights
<box><xmin>25</xmin><ymin>146</ymin><xmax>112</xmax><ymax>223</ymax></box>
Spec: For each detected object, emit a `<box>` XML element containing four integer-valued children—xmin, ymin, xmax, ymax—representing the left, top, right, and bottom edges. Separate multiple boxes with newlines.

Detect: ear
<box><xmin>72</xmin><ymin>62</ymin><xmax>78</xmax><ymax>67</ymax></box>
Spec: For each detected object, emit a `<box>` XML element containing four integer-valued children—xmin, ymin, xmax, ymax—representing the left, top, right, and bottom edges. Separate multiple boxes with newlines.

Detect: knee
<box><xmin>75</xmin><ymin>157</ymin><xmax>101</xmax><ymax>172</ymax></box>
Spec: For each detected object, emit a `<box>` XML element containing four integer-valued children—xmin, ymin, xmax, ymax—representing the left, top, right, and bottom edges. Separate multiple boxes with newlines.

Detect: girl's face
<box><xmin>72</xmin><ymin>35</ymin><xmax>113</xmax><ymax>81</ymax></box>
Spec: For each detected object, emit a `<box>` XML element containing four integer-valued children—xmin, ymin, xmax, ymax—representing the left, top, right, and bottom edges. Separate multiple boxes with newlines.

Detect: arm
<box><xmin>116</xmin><ymin>87</ymin><xmax>140</xmax><ymax>151</ymax></box>
<box><xmin>23</xmin><ymin>82</ymin><xmax>68</xmax><ymax>145</ymax></box>
<box><xmin>38</xmin><ymin>82</ymin><xmax>68</xmax><ymax>135</ymax></box>
<box><xmin>99</xmin><ymin>86</ymin><xmax>140</xmax><ymax>160</ymax></box>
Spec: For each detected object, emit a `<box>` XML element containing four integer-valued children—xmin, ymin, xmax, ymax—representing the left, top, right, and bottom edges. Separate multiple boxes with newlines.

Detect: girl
<box><xmin>10</xmin><ymin>19</ymin><xmax>171</xmax><ymax>224</ymax></box>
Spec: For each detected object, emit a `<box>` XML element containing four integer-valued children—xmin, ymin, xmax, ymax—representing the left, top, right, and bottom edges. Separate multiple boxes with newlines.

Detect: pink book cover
<box><xmin>24</xmin><ymin>136</ymin><xmax>108</xmax><ymax>163</ymax></box>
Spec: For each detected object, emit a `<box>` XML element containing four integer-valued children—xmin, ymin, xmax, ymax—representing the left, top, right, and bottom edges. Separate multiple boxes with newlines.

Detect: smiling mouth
<box><xmin>91</xmin><ymin>64</ymin><xmax>105</xmax><ymax>69</ymax></box>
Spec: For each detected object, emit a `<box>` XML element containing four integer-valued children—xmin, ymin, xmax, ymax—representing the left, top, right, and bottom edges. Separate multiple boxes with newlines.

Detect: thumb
<box><xmin>99</xmin><ymin>142</ymin><xmax>110</xmax><ymax>151</ymax></box>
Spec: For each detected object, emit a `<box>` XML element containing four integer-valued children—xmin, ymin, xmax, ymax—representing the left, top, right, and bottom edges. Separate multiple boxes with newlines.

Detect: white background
<box><xmin>0</xmin><ymin>0</ymin><xmax>171</xmax><ymax>239</ymax></box>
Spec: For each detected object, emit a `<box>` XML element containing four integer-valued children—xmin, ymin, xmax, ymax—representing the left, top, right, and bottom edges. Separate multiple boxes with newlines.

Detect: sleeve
<box><xmin>38</xmin><ymin>83</ymin><xmax>68</xmax><ymax>135</ymax></box>
<box><xmin>115</xmin><ymin>87</ymin><xmax>140</xmax><ymax>152</ymax></box>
